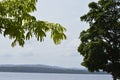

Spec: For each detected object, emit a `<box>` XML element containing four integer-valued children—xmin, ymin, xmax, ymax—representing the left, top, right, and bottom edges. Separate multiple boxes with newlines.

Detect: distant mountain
<box><xmin>0</xmin><ymin>64</ymin><xmax>106</xmax><ymax>74</ymax></box>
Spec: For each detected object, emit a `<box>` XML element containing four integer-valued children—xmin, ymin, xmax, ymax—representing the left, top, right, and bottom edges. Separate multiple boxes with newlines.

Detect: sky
<box><xmin>0</xmin><ymin>0</ymin><xmax>97</xmax><ymax>68</ymax></box>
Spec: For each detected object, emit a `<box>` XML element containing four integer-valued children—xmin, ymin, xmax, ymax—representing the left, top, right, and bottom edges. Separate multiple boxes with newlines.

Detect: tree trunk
<box><xmin>113</xmin><ymin>78</ymin><xmax>116</xmax><ymax>80</ymax></box>
<box><xmin>113</xmin><ymin>77</ymin><xmax>117</xmax><ymax>80</ymax></box>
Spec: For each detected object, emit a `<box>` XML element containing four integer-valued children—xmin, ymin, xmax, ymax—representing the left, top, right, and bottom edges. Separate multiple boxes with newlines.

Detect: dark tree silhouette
<box><xmin>78</xmin><ymin>0</ymin><xmax>120</xmax><ymax>80</ymax></box>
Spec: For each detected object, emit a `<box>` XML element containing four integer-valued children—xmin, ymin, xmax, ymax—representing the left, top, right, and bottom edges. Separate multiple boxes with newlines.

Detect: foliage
<box><xmin>78</xmin><ymin>0</ymin><xmax>120</xmax><ymax>79</ymax></box>
<box><xmin>0</xmin><ymin>0</ymin><xmax>66</xmax><ymax>47</ymax></box>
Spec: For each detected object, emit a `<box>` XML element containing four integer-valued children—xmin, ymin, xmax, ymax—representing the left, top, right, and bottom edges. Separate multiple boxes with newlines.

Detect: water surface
<box><xmin>0</xmin><ymin>72</ymin><xmax>112</xmax><ymax>80</ymax></box>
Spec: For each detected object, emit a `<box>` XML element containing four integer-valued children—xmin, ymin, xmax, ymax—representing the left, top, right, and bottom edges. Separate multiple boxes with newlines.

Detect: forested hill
<box><xmin>0</xmin><ymin>64</ymin><xmax>106</xmax><ymax>74</ymax></box>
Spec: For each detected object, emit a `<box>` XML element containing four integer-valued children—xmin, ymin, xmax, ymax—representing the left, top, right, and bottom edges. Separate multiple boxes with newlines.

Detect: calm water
<box><xmin>0</xmin><ymin>72</ymin><xmax>112</xmax><ymax>80</ymax></box>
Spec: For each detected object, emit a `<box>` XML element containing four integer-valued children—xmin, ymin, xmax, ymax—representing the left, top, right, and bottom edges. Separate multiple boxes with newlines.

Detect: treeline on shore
<box><xmin>0</xmin><ymin>64</ymin><xmax>107</xmax><ymax>74</ymax></box>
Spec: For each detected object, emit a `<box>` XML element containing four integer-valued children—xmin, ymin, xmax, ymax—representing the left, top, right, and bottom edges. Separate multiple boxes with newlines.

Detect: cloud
<box><xmin>0</xmin><ymin>53</ymin><xmax>13</xmax><ymax>57</ymax></box>
<box><xmin>0</xmin><ymin>0</ymin><xmax>97</xmax><ymax>68</ymax></box>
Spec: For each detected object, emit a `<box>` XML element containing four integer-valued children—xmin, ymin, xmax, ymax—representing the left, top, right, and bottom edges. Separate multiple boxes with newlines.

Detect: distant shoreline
<box><xmin>0</xmin><ymin>72</ymin><xmax>109</xmax><ymax>75</ymax></box>
<box><xmin>0</xmin><ymin>64</ymin><xmax>107</xmax><ymax>74</ymax></box>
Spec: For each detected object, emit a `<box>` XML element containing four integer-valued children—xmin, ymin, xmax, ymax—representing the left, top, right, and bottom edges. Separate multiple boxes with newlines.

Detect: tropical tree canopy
<box><xmin>78</xmin><ymin>0</ymin><xmax>120</xmax><ymax>79</ymax></box>
<box><xmin>0</xmin><ymin>0</ymin><xmax>66</xmax><ymax>47</ymax></box>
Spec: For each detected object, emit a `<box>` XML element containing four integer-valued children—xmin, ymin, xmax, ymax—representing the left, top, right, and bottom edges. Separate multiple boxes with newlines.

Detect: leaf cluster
<box><xmin>78</xmin><ymin>0</ymin><xmax>120</xmax><ymax>79</ymax></box>
<box><xmin>0</xmin><ymin>0</ymin><xmax>66</xmax><ymax>47</ymax></box>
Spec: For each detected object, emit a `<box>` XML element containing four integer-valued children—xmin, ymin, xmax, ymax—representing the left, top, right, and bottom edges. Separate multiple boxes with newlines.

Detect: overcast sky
<box><xmin>0</xmin><ymin>0</ymin><xmax>97</xmax><ymax>68</ymax></box>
